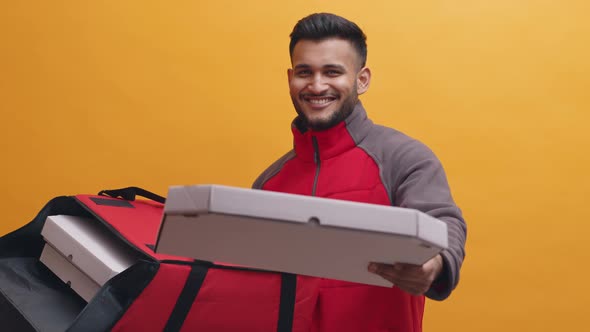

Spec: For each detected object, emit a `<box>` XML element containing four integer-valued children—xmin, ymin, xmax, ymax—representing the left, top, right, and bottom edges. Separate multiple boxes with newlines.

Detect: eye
<box><xmin>325</xmin><ymin>70</ymin><xmax>342</xmax><ymax>77</ymax></box>
<box><xmin>295</xmin><ymin>70</ymin><xmax>312</xmax><ymax>77</ymax></box>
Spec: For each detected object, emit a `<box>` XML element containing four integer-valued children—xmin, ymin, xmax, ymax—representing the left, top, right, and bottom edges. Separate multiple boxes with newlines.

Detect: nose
<box><xmin>306</xmin><ymin>74</ymin><xmax>329</xmax><ymax>94</ymax></box>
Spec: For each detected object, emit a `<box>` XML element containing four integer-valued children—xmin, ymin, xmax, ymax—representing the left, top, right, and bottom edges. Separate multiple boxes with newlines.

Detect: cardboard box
<box><xmin>39</xmin><ymin>243</ymin><xmax>100</xmax><ymax>302</ymax></box>
<box><xmin>40</xmin><ymin>215</ymin><xmax>138</xmax><ymax>288</ymax></box>
<box><xmin>155</xmin><ymin>185</ymin><xmax>448</xmax><ymax>287</ymax></box>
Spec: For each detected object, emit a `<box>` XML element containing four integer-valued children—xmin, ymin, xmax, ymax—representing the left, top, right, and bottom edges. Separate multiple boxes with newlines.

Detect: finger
<box><xmin>368</xmin><ymin>263</ymin><xmax>433</xmax><ymax>295</ymax></box>
<box><xmin>368</xmin><ymin>263</ymin><xmax>396</xmax><ymax>284</ymax></box>
<box><xmin>369</xmin><ymin>263</ymin><xmax>427</xmax><ymax>281</ymax></box>
<box><xmin>368</xmin><ymin>263</ymin><xmax>424</xmax><ymax>287</ymax></box>
<box><xmin>368</xmin><ymin>263</ymin><xmax>398</xmax><ymax>279</ymax></box>
<box><xmin>392</xmin><ymin>262</ymin><xmax>442</xmax><ymax>287</ymax></box>
<box><xmin>390</xmin><ymin>263</ymin><xmax>430</xmax><ymax>279</ymax></box>
<box><xmin>394</xmin><ymin>282</ymin><xmax>429</xmax><ymax>296</ymax></box>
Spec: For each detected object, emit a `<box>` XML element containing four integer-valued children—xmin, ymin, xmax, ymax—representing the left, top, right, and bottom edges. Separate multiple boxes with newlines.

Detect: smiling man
<box><xmin>253</xmin><ymin>13</ymin><xmax>467</xmax><ymax>332</ymax></box>
<box><xmin>288</xmin><ymin>37</ymin><xmax>370</xmax><ymax>131</ymax></box>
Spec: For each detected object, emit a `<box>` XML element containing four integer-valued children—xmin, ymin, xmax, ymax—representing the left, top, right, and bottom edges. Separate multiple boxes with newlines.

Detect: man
<box><xmin>253</xmin><ymin>13</ymin><xmax>467</xmax><ymax>331</ymax></box>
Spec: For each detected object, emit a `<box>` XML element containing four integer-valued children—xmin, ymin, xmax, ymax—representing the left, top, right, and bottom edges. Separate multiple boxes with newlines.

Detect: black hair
<box><xmin>289</xmin><ymin>13</ymin><xmax>368</xmax><ymax>68</ymax></box>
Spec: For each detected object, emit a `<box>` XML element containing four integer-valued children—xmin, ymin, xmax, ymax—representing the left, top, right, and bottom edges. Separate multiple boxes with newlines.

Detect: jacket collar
<box><xmin>291</xmin><ymin>102</ymin><xmax>368</xmax><ymax>162</ymax></box>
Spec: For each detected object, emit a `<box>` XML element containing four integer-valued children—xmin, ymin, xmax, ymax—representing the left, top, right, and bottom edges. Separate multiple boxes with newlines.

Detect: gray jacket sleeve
<box><xmin>387</xmin><ymin>138</ymin><xmax>467</xmax><ymax>301</ymax></box>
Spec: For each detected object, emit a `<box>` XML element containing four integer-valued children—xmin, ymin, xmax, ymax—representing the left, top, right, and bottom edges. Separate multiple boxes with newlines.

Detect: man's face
<box><xmin>288</xmin><ymin>38</ymin><xmax>370</xmax><ymax>131</ymax></box>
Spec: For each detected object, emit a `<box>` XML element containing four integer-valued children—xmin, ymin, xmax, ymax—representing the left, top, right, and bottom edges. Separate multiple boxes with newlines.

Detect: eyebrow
<box><xmin>293</xmin><ymin>64</ymin><xmax>347</xmax><ymax>71</ymax></box>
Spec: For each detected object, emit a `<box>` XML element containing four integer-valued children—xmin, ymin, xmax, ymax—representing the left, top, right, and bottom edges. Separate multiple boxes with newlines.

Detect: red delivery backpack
<box><xmin>0</xmin><ymin>187</ymin><xmax>315</xmax><ymax>332</ymax></box>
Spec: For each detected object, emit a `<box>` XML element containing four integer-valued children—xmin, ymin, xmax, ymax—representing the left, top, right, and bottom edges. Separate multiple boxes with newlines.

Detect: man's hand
<box><xmin>368</xmin><ymin>254</ymin><xmax>444</xmax><ymax>296</ymax></box>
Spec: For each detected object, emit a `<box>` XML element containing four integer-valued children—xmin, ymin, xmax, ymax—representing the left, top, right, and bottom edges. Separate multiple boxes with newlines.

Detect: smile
<box><xmin>302</xmin><ymin>95</ymin><xmax>338</xmax><ymax>107</ymax></box>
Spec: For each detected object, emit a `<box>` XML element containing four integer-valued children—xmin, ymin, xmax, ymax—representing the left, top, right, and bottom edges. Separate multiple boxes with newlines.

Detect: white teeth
<box><xmin>308</xmin><ymin>98</ymin><xmax>332</xmax><ymax>104</ymax></box>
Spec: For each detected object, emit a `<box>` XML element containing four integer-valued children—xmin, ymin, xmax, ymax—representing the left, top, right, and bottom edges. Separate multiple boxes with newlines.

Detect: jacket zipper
<box><xmin>312</xmin><ymin>136</ymin><xmax>321</xmax><ymax>197</ymax></box>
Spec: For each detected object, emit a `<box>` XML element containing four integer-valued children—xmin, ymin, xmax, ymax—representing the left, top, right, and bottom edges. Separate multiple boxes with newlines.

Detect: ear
<box><xmin>287</xmin><ymin>68</ymin><xmax>294</xmax><ymax>84</ymax></box>
<box><xmin>356</xmin><ymin>67</ymin><xmax>371</xmax><ymax>95</ymax></box>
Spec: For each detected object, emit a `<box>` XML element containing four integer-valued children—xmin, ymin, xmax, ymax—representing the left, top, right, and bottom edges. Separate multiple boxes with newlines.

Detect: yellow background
<box><xmin>1</xmin><ymin>1</ymin><xmax>588</xmax><ymax>330</ymax></box>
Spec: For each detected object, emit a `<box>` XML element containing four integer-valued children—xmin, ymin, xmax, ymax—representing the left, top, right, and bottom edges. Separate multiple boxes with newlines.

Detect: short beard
<box><xmin>292</xmin><ymin>90</ymin><xmax>358</xmax><ymax>132</ymax></box>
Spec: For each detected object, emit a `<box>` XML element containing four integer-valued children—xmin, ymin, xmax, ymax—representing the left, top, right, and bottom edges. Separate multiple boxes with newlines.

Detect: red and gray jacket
<box><xmin>253</xmin><ymin>102</ymin><xmax>467</xmax><ymax>332</ymax></box>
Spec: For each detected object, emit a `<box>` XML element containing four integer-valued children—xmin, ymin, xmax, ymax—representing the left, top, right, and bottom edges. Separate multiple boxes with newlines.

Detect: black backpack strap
<box><xmin>277</xmin><ymin>273</ymin><xmax>297</xmax><ymax>332</ymax></box>
<box><xmin>98</xmin><ymin>187</ymin><xmax>166</xmax><ymax>204</ymax></box>
<box><xmin>158</xmin><ymin>260</ymin><xmax>297</xmax><ymax>332</ymax></box>
<box><xmin>162</xmin><ymin>262</ymin><xmax>210</xmax><ymax>332</ymax></box>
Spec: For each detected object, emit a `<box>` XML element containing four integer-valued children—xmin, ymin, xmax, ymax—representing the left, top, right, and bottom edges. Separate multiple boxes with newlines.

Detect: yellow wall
<box><xmin>1</xmin><ymin>1</ymin><xmax>588</xmax><ymax>330</ymax></box>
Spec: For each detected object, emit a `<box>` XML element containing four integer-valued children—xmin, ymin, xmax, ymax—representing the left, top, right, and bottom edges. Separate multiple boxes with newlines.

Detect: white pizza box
<box><xmin>39</xmin><ymin>243</ymin><xmax>100</xmax><ymax>302</ymax></box>
<box><xmin>155</xmin><ymin>185</ymin><xmax>448</xmax><ymax>287</ymax></box>
<box><xmin>40</xmin><ymin>215</ymin><xmax>138</xmax><ymax>286</ymax></box>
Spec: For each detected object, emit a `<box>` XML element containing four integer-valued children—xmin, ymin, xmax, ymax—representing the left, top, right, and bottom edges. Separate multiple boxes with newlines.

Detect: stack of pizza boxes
<box><xmin>40</xmin><ymin>215</ymin><xmax>138</xmax><ymax>302</ymax></box>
